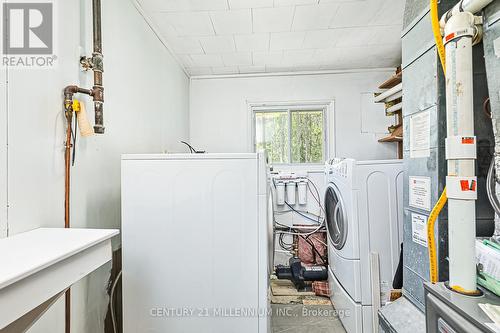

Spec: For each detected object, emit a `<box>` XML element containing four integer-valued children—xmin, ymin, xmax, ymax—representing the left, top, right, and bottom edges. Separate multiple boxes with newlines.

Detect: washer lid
<box><xmin>325</xmin><ymin>184</ymin><xmax>348</xmax><ymax>251</ymax></box>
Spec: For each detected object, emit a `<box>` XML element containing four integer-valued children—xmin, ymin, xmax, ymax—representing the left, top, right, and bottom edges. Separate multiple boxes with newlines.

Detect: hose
<box><xmin>427</xmin><ymin>0</ymin><xmax>448</xmax><ymax>284</ymax></box>
<box><xmin>487</xmin><ymin>158</ymin><xmax>500</xmax><ymax>216</ymax></box>
<box><xmin>110</xmin><ymin>270</ymin><xmax>122</xmax><ymax>333</ymax></box>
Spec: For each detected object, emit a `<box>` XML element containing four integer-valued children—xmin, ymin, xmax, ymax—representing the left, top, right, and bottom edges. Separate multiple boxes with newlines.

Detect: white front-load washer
<box><xmin>324</xmin><ymin>158</ymin><xmax>403</xmax><ymax>333</ymax></box>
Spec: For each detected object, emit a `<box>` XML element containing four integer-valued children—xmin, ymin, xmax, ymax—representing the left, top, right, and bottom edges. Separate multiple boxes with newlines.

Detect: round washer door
<box><xmin>325</xmin><ymin>184</ymin><xmax>348</xmax><ymax>251</ymax></box>
<box><xmin>267</xmin><ymin>190</ymin><xmax>275</xmax><ymax>274</ymax></box>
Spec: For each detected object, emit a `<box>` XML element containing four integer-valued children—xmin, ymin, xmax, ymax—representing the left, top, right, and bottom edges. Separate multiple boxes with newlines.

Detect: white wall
<box><xmin>0</xmin><ymin>0</ymin><xmax>189</xmax><ymax>332</ymax></box>
<box><xmin>189</xmin><ymin>71</ymin><xmax>399</xmax><ymax>266</ymax></box>
<box><xmin>189</xmin><ymin>71</ymin><xmax>398</xmax><ymax>160</ymax></box>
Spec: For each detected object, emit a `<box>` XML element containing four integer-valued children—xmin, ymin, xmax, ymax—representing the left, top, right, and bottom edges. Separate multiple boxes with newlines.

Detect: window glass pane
<box><xmin>291</xmin><ymin>110</ymin><xmax>324</xmax><ymax>163</ymax></box>
<box><xmin>255</xmin><ymin>111</ymin><xmax>289</xmax><ymax>164</ymax></box>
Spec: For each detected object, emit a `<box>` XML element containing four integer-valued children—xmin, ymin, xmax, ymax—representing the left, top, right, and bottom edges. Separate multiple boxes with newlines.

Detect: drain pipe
<box><xmin>440</xmin><ymin>0</ymin><xmax>494</xmax><ymax>27</ymax></box>
<box><xmin>441</xmin><ymin>0</ymin><xmax>493</xmax><ymax>295</ymax></box>
<box><xmin>444</xmin><ymin>11</ymin><xmax>480</xmax><ymax>294</ymax></box>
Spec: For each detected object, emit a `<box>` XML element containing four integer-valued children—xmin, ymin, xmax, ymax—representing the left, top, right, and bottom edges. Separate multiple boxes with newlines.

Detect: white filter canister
<box><xmin>298</xmin><ymin>181</ymin><xmax>308</xmax><ymax>205</ymax></box>
<box><xmin>276</xmin><ymin>182</ymin><xmax>285</xmax><ymax>206</ymax></box>
<box><xmin>286</xmin><ymin>182</ymin><xmax>296</xmax><ymax>205</ymax></box>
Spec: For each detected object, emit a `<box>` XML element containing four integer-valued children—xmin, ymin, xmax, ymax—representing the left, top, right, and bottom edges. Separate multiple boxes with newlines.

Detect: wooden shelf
<box><xmin>376</xmin><ymin>67</ymin><xmax>403</xmax><ymax>159</ymax></box>
<box><xmin>379</xmin><ymin>125</ymin><xmax>403</xmax><ymax>143</ymax></box>
<box><xmin>379</xmin><ymin>71</ymin><xmax>402</xmax><ymax>89</ymax></box>
<box><xmin>379</xmin><ymin>135</ymin><xmax>403</xmax><ymax>143</ymax></box>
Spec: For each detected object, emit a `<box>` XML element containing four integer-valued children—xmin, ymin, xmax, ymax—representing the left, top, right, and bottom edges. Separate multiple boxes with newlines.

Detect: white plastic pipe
<box><xmin>374</xmin><ymin>83</ymin><xmax>402</xmax><ymax>103</ymax></box>
<box><xmin>444</xmin><ymin>12</ymin><xmax>478</xmax><ymax>293</ymax></box>
<box><xmin>440</xmin><ymin>0</ymin><xmax>494</xmax><ymax>27</ymax></box>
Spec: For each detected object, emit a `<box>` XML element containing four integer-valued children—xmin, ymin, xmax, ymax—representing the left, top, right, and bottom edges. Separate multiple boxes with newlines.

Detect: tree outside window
<box><xmin>254</xmin><ymin>107</ymin><xmax>327</xmax><ymax>164</ymax></box>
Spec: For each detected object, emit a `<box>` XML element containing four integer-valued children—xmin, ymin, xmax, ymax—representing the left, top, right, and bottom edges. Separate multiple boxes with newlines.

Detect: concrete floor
<box><xmin>271</xmin><ymin>304</ymin><xmax>347</xmax><ymax>333</ymax></box>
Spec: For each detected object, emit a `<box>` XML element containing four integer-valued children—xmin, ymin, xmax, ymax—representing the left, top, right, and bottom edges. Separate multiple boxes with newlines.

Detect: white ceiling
<box><xmin>136</xmin><ymin>0</ymin><xmax>404</xmax><ymax>76</ymax></box>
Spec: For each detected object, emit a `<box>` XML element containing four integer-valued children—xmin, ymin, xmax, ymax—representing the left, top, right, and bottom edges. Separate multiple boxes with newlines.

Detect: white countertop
<box><xmin>0</xmin><ymin>228</ymin><xmax>119</xmax><ymax>330</ymax></box>
<box><xmin>0</xmin><ymin>228</ymin><xmax>119</xmax><ymax>289</ymax></box>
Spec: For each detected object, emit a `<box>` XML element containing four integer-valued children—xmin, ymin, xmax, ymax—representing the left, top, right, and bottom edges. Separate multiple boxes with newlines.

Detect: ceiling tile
<box><xmin>302</xmin><ymin>29</ymin><xmax>339</xmax><ymax>48</ymax></box>
<box><xmin>370</xmin><ymin>25</ymin><xmax>402</xmax><ymax>44</ymax></box>
<box><xmin>265</xmin><ymin>65</ymin><xmax>295</xmax><ymax>72</ymax></box>
<box><xmin>319</xmin><ymin>0</ymin><xmax>365</xmax><ymax>3</ymax></box>
<box><xmin>238</xmin><ymin>65</ymin><xmax>267</xmax><ymax>73</ymax></box>
<box><xmin>200</xmin><ymin>36</ymin><xmax>236</xmax><ymax>53</ymax></box>
<box><xmin>228</xmin><ymin>0</ymin><xmax>274</xmax><ymax>9</ymax></box>
<box><xmin>274</xmin><ymin>0</ymin><xmax>319</xmax><ymax>6</ymax></box>
<box><xmin>142</xmin><ymin>0</ymin><xmax>403</xmax><ymax>75</ymax></box>
<box><xmin>187</xmin><ymin>67</ymin><xmax>214</xmax><ymax>75</ymax></box>
<box><xmin>222</xmin><ymin>53</ymin><xmax>253</xmax><ymax>66</ymax></box>
<box><xmin>167</xmin><ymin>37</ymin><xmax>204</xmax><ymax>54</ymax></box>
<box><xmin>334</xmin><ymin>25</ymin><xmax>401</xmax><ymax>47</ymax></box>
<box><xmin>333</xmin><ymin>27</ymin><xmax>375</xmax><ymax>47</ymax></box>
<box><xmin>235</xmin><ymin>33</ymin><xmax>270</xmax><ymax>52</ymax></box>
<box><xmin>212</xmin><ymin>66</ymin><xmax>240</xmax><ymax>74</ymax></box>
<box><xmin>190</xmin><ymin>54</ymin><xmax>224</xmax><ymax>67</ymax></box>
<box><xmin>330</xmin><ymin>0</ymin><xmax>403</xmax><ymax>28</ymax></box>
<box><xmin>253</xmin><ymin>7</ymin><xmax>295</xmax><ymax>33</ymax></box>
<box><xmin>178</xmin><ymin>55</ymin><xmax>194</xmax><ymax>67</ymax></box>
<box><xmin>253</xmin><ymin>51</ymin><xmax>284</xmax><ymax>65</ymax></box>
<box><xmin>210</xmin><ymin>10</ymin><xmax>253</xmax><ymax>35</ymax></box>
<box><xmin>282</xmin><ymin>49</ymin><xmax>317</xmax><ymax>65</ymax></box>
<box><xmin>185</xmin><ymin>0</ymin><xmax>229</xmax><ymax>11</ymax></box>
<box><xmin>139</xmin><ymin>0</ymin><xmax>228</xmax><ymax>12</ymax></box>
<box><xmin>270</xmin><ymin>32</ymin><xmax>306</xmax><ymax>50</ymax></box>
<box><xmin>291</xmin><ymin>4</ymin><xmax>340</xmax><ymax>31</ymax></box>
<box><xmin>159</xmin><ymin>12</ymin><xmax>215</xmax><ymax>36</ymax></box>
<box><xmin>314</xmin><ymin>44</ymin><xmax>396</xmax><ymax>69</ymax></box>
<box><xmin>292</xmin><ymin>64</ymin><xmax>322</xmax><ymax>71</ymax></box>
<box><xmin>150</xmin><ymin>20</ymin><xmax>178</xmax><ymax>39</ymax></box>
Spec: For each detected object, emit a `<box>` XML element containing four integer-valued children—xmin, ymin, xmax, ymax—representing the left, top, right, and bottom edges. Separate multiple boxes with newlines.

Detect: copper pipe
<box><xmin>64</xmin><ymin>117</ymin><xmax>71</xmax><ymax>227</ymax></box>
<box><xmin>64</xmin><ymin>111</ymin><xmax>72</xmax><ymax>333</ymax></box>
<box><xmin>65</xmin><ymin>289</ymin><xmax>71</xmax><ymax>333</ymax></box>
<box><xmin>62</xmin><ymin>0</ymin><xmax>104</xmax><ymax>329</ymax></box>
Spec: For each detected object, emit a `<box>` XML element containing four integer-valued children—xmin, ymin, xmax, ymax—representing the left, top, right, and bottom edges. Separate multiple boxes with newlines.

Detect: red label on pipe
<box><xmin>460</xmin><ymin>180</ymin><xmax>476</xmax><ymax>192</ymax></box>
<box><xmin>445</xmin><ymin>33</ymin><xmax>455</xmax><ymax>42</ymax></box>
<box><xmin>462</xmin><ymin>137</ymin><xmax>475</xmax><ymax>144</ymax></box>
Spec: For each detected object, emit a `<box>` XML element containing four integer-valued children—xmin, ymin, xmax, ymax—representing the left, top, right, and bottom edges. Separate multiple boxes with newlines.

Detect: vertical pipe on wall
<box><xmin>91</xmin><ymin>0</ymin><xmax>104</xmax><ymax>134</ymax></box>
<box><xmin>64</xmin><ymin>110</ymin><xmax>73</xmax><ymax>333</ymax></box>
<box><xmin>444</xmin><ymin>11</ymin><xmax>478</xmax><ymax>293</ymax></box>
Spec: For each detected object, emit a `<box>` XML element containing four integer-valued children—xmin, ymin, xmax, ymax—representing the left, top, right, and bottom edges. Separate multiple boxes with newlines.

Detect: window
<box><xmin>253</xmin><ymin>105</ymin><xmax>328</xmax><ymax>164</ymax></box>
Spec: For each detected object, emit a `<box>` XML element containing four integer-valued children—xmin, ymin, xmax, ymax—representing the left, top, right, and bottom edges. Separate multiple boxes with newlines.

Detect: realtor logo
<box><xmin>2</xmin><ymin>2</ymin><xmax>56</xmax><ymax>67</ymax></box>
<box><xmin>3</xmin><ymin>3</ymin><xmax>53</xmax><ymax>54</ymax></box>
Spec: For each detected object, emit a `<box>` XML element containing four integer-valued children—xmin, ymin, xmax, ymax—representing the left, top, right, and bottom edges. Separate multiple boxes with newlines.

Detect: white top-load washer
<box><xmin>324</xmin><ymin>158</ymin><xmax>403</xmax><ymax>333</ymax></box>
<box><xmin>121</xmin><ymin>153</ymin><xmax>273</xmax><ymax>333</ymax></box>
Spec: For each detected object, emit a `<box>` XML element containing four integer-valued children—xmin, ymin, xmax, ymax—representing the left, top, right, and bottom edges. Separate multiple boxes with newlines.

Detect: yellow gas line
<box><xmin>427</xmin><ymin>0</ymin><xmax>448</xmax><ymax>284</ymax></box>
<box><xmin>427</xmin><ymin>189</ymin><xmax>447</xmax><ymax>283</ymax></box>
<box><xmin>431</xmin><ymin>0</ymin><xmax>446</xmax><ymax>74</ymax></box>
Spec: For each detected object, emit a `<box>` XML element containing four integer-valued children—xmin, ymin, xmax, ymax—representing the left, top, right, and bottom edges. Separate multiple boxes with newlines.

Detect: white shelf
<box><xmin>0</xmin><ymin>228</ymin><xmax>119</xmax><ymax>331</ymax></box>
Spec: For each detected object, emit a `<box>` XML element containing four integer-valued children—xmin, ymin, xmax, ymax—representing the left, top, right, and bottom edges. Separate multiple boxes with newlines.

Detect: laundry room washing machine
<box><xmin>324</xmin><ymin>158</ymin><xmax>404</xmax><ymax>333</ymax></box>
<box><xmin>121</xmin><ymin>152</ymin><xmax>273</xmax><ymax>333</ymax></box>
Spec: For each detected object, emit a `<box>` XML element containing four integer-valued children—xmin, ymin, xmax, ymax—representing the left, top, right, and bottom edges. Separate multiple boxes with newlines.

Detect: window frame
<box><xmin>249</xmin><ymin>101</ymin><xmax>333</xmax><ymax>165</ymax></box>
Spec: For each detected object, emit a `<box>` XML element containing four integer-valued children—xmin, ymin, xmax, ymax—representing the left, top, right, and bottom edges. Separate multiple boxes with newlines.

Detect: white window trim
<box><xmin>248</xmin><ymin>100</ymin><xmax>335</xmax><ymax>166</ymax></box>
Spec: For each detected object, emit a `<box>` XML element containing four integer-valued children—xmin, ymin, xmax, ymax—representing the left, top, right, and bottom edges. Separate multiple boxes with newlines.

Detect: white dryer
<box><xmin>122</xmin><ymin>153</ymin><xmax>273</xmax><ymax>333</ymax></box>
<box><xmin>324</xmin><ymin>158</ymin><xmax>403</xmax><ymax>333</ymax></box>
